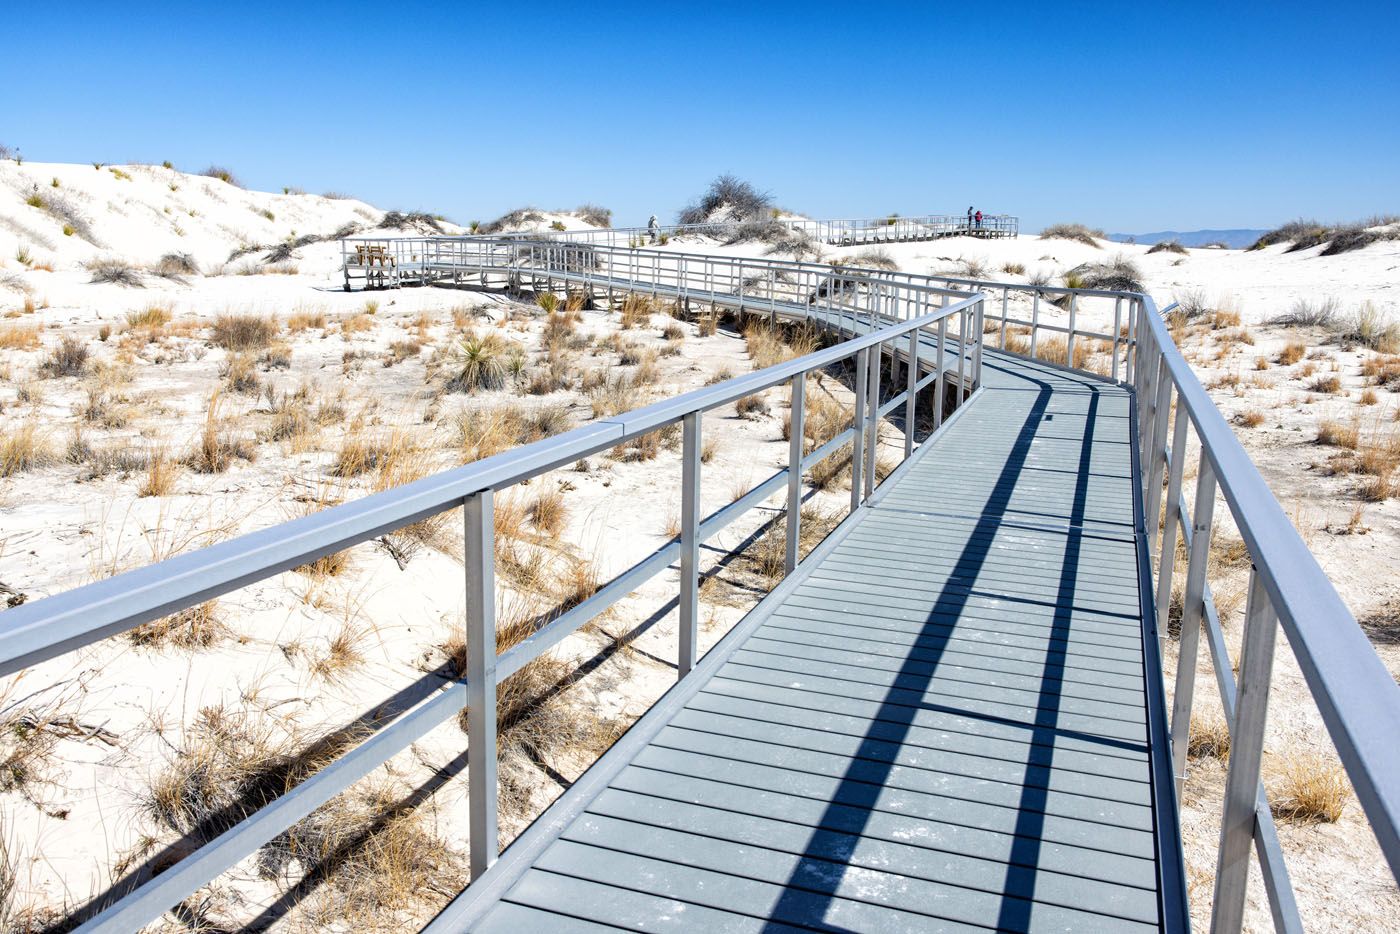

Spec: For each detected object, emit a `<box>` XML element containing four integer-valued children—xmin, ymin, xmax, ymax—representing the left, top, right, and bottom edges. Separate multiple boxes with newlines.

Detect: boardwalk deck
<box><xmin>428</xmin><ymin>349</ymin><xmax>1180</xmax><ymax>932</ymax></box>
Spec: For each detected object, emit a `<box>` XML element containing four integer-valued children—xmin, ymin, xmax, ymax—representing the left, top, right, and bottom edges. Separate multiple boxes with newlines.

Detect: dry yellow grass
<box><xmin>1036</xmin><ymin>337</ymin><xmax>1090</xmax><ymax>370</ymax></box>
<box><xmin>620</xmin><ymin>293</ymin><xmax>651</xmax><ymax>329</ymax></box>
<box><xmin>1236</xmin><ymin>410</ymin><xmax>1265</xmax><ymax>428</ymax></box>
<box><xmin>138</xmin><ymin>446</ymin><xmax>178</xmax><ymax>497</ymax></box>
<box><xmin>0</xmin><ymin>424</ymin><xmax>55</xmax><ymax>476</ymax></box>
<box><xmin>1316</xmin><ymin>418</ymin><xmax>1360</xmax><ymax>449</ymax></box>
<box><xmin>1359</xmin><ymin>388</ymin><xmax>1380</xmax><ymax>406</ymax></box>
<box><xmin>0</xmin><ymin>323</ymin><xmax>41</xmax><ymax>350</ymax></box>
<box><xmin>1278</xmin><ymin>342</ymin><xmax>1306</xmax><ymax>365</ymax></box>
<box><xmin>1308</xmin><ymin>374</ymin><xmax>1342</xmax><ymax>393</ymax></box>
<box><xmin>211</xmin><ymin>312</ymin><xmax>278</xmax><ymax>351</ymax></box>
<box><xmin>528</xmin><ymin>487</ymin><xmax>568</xmax><ymax>535</ymax></box>
<box><xmin>287</xmin><ymin>307</ymin><xmax>328</xmax><ymax>332</ymax></box>
<box><xmin>1270</xmin><ymin>753</ymin><xmax>1349</xmax><ymax>824</ymax></box>
<box><xmin>1187</xmin><ymin>715</ymin><xmax>1231</xmax><ymax>760</ymax></box>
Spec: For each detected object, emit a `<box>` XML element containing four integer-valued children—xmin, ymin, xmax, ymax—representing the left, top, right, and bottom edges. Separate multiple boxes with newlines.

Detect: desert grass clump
<box><xmin>130</xmin><ymin>601</ymin><xmax>225</xmax><ymax>649</ymax></box>
<box><xmin>1316</xmin><ymin>417</ymin><xmax>1360</xmax><ymax>449</ymax></box>
<box><xmin>1000</xmin><ymin>261</ymin><xmax>1026</xmax><ymax>276</ymax></box>
<box><xmin>1359</xmin><ymin>388</ymin><xmax>1379</xmax><ymax>406</ymax></box>
<box><xmin>1308</xmin><ymin>374</ymin><xmax>1342</xmax><ymax>394</ymax></box>
<box><xmin>287</xmin><ymin>306</ymin><xmax>328</xmax><ymax>332</ymax></box>
<box><xmin>1270</xmin><ymin>753</ymin><xmax>1349</xmax><ymax>824</ymax></box>
<box><xmin>185</xmin><ymin>392</ymin><xmax>256</xmax><ymax>473</ymax></box>
<box><xmin>126</xmin><ymin>303</ymin><xmax>172</xmax><ymax>332</ymax></box>
<box><xmin>1278</xmin><ymin>341</ymin><xmax>1306</xmax><ymax>366</ymax></box>
<box><xmin>0</xmin><ymin>424</ymin><xmax>56</xmax><ymax>476</ymax></box>
<box><xmin>661</xmin><ymin>321</ymin><xmax>686</xmax><ymax>343</ymax></box>
<box><xmin>1038</xmin><ymin>223</ymin><xmax>1105</xmax><ymax>247</ymax></box>
<box><xmin>222</xmin><ymin>354</ymin><xmax>262</xmax><ymax>394</ymax></box>
<box><xmin>200</xmin><ymin>165</ymin><xmax>241</xmax><ymax>186</ymax></box>
<box><xmin>1270</xmin><ymin>296</ymin><xmax>1340</xmax><ymax>328</ymax></box>
<box><xmin>40</xmin><ymin>336</ymin><xmax>90</xmax><ymax>377</ymax></box>
<box><xmin>1147</xmin><ymin>240</ymin><xmax>1189</xmax><ymax>255</ymax></box>
<box><xmin>620</xmin><ymin>294</ymin><xmax>651</xmax><ymax>329</ymax></box>
<box><xmin>1037</xmin><ymin>337</ymin><xmax>1090</xmax><ymax>370</ymax></box>
<box><xmin>153</xmin><ymin>252</ymin><xmax>199</xmax><ymax>279</ymax></box>
<box><xmin>86</xmin><ymin>257</ymin><xmax>144</xmax><ymax>287</ymax></box>
<box><xmin>0</xmin><ymin>324</ymin><xmax>40</xmax><ymax>350</ymax></box>
<box><xmin>1187</xmin><ymin>716</ymin><xmax>1231</xmax><ymax>760</ymax></box>
<box><xmin>212</xmin><ymin>313</ymin><xmax>278</xmax><ymax>352</ymax></box>
<box><xmin>528</xmin><ymin>487</ymin><xmax>568</xmax><ymax>534</ymax></box>
<box><xmin>736</xmin><ymin>393</ymin><xmax>770</xmax><ymax>419</ymax></box>
<box><xmin>1066</xmin><ymin>254</ymin><xmax>1143</xmax><ymax>292</ymax></box>
<box><xmin>589</xmin><ymin>372</ymin><xmax>644</xmax><ymax>418</ymax></box>
<box><xmin>1236</xmin><ymin>410</ymin><xmax>1266</xmax><ymax>428</ymax></box>
<box><xmin>138</xmin><ymin>447</ymin><xmax>178</xmax><ymax>497</ymax></box>
<box><xmin>1342</xmin><ymin>302</ymin><xmax>1400</xmax><ymax>353</ymax></box>
<box><xmin>332</xmin><ymin>433</ymin><xmax>396</xmax><ymax>477</ymax></box>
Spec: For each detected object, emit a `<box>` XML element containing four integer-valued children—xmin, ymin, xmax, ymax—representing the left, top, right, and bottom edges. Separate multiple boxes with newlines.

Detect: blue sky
<box><xmin>4</xmin><ymin>1</ymin><xmax>1397</xmax><ymax>231</ymax></box>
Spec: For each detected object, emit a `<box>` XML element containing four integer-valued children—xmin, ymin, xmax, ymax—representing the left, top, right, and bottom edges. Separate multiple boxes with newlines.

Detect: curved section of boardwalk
<box><xmin>430</xmin><ymin>350</ymin><xmax>1178</xmax><ymax>932</ymax></box>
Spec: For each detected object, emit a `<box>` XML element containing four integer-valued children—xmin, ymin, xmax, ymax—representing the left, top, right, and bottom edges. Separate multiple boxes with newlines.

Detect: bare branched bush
<box><xmin>1067</xmin><ymin>254</ymin><xmax>1144</xmax><ymax>292</ymax></box>
<box><xmin>40</xmin><ymin>336</ymin><xmax>90</xmax><ymax>377</ymax></box>
<box><xmin>153</xmin><ymin>252</ymin><xmax>199</xmax><ymax>279</ymax></box>
<box><xmin>678</xmin><ymin>174</ymin><xmax>774</xmax><ymax>225</ymax></box>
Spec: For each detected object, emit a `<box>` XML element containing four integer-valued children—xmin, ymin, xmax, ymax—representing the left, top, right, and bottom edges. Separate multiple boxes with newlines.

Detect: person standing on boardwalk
<box><xmin>648</xmin><ymin>215</ymin><xmax>660</xmax><ymax>243</ymax></box>
<box><xmin>975</xmin><ymin>209</ymin><xmax>983</xmax><ymax>229</ymax></box>
<box><xmin>967</xmin><ymin>206</ymin><xmax>974</xmax><ymax>231</ymax></box>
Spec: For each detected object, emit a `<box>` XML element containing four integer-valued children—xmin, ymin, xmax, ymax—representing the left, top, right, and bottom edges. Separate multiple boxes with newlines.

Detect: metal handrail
<box><xmin>0</xmin><ymin>264</ymin><xmax>984</xmax><ymax>930</ymax></box>
<box><xmin>1129</xmin><ymin>295</ymin><xmax>1400</xmax><ymax>931</ymax></box>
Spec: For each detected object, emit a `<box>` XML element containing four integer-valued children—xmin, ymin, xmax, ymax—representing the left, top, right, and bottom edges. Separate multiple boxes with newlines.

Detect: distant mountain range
<box><xmin>1106</xmin><ymin>229</ymin><xmax>1268</xmax><ymax>249</ymax></box>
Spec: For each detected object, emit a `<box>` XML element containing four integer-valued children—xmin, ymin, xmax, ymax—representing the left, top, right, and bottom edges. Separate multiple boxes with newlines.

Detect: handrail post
<box><xmin>1066</xmin><ymin>293</ymin><xmax>1078</xmax><ymax>366</ymax></box>
<box><xmin>850</xmin><ymin>348</ymin><xmax>868</xmax><ymax>513</ymax></box>
<box><xmin>1030</xmin><ymin>293</ymin><xmax>1040</xmax><ymax>358</ymax></box>
<box><xmin>972</xmin><ymin>297</ymin><xmax>984</xmax><ymax>390</ymax></box>
<box><xmin>465</xmin><ymin>490</ymin><xmax>498</xmax><ymax>880</ymax></box>
<box><xmin>1211</xmin><ymin>570</ymin><xmax>1279</xmax><ymax>934</ymax></box>
<box><xmin>864</xmin><ymin>341</ymin><xmax>880</xmax><ymax>499</ymax></box>
<box><xmin>1144</xmin><ymin>364</ymin><xmax>1173</xmax><ymax>555</ymax></box>
<box><xmin>679</xmin><ymin>412</ymin><xmax>701</xmax><ymax>677</ymax></box>
<box><xmin>1170</xmin><ymin>457</ymin><xmax>1218</xmax><ymax>798</ymax></box>
<box><xmin>785</xmin><ymin>376</ymin><xmax>805</xmax><ymax>575</ymax></box>
<box><xmin>1000</xmin><ymin>287</ymin><xmax>1009</xmax><ymax>350</ymax></box>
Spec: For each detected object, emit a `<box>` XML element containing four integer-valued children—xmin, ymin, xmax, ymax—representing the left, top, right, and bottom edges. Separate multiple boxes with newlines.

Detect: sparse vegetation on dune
<box><xmin>1250</xmin><ymin>215</ymin><xmax>1400</xmax><ymax>254</ymax></box>
<box><xmin>1038</xmin><ymin>223</ymin><xmax>1105</xmax><ymax>247</ymax></box>
<box><xmin>678</xmin><ymin>174</ymin><xmax>774</xmax><ymax>225</ymax></box>
<box><xmin>1148</xmin><ymin>240</ymin><xmax>1188</xmax><ymax>255</ymax></box>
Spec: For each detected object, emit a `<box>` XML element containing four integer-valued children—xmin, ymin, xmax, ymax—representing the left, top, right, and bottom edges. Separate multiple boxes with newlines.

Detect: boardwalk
<box><xmin>428</xmin><ymin>351</ymin><xmax>1180</xmax><ymax>932</ymax></box>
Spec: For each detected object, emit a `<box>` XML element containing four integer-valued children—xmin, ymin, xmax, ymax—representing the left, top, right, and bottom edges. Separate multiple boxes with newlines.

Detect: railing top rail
<box><xmin>0</xmin><ymin>295</ymin><xmax>984</xmax><ymax>679</ymax></box>
<box><xmin>1140</xmin><ymin>296</ymin><xmax>1400</xmax><ymax>876</ymax></box>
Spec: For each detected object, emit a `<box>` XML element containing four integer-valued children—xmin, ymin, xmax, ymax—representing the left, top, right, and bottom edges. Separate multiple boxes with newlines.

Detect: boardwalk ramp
<box><xmin>428</xmin><ymin>351</ymin><xmax>1182</xmax><ymax>932</ymax></box>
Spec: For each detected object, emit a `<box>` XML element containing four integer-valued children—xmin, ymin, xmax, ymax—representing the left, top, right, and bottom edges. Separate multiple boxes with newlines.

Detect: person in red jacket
<box><xmin>975</xmin><ymin>210</ymin><xmax>983</xmax><ymax>229</ymax></box>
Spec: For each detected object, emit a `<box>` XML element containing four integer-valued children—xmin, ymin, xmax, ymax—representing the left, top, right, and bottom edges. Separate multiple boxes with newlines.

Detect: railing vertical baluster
<box><xmin>1030</xmin><ymin>293</ymin><xmax>1040</xmax><ymax>358</ymax></box>
<box><xmin>972</xmin><ymin>298</ymin><xmax>984</xmax><ymax>390</ymax></box>
<box><xmin>465</xmin><ymin>491</ymin><xmax>498</xmax><ymax>881</ymax></box>
<box><xmin>864</xmin><ymin>341</ymin><xmax>880</xmax><ymax>499</ymax></box>
<box><xmin>1127</xmin><ymin>297</ymin><xmax>1139</xmax><ymax>386</ymax></box>
<box><xmin>934</xmin><ymin>317</ymin><xmax>947</xmax><ymax>430</ymax></box>
<box><xmin>1170</xmin><ymin>457</ymin><xmax>1218</xmax><ymax>799</ymax></box>
<box><xmin>1112</xmin><ymin>296</ymin><xmax>1123</xmax><ymax>383</ymax></box>
<box><xmin>785</xmin><ymin>375</ymin><xmax>806</xmax><ymax>575</ymax></box>
<box><xmin>905</xmin><ymin>324</ymin><xmax>919</xmax><ymax>459</ymax></box>
<box><xmin>1211</xmin><ymin>570</ymin><xmax>1279</xmax><ymax>934</ymax></box>
<box><xmin>956</xmin><ymin>309</ymin><xmax>967</xmax><ymax>405</ymax></box>
<box><xmin>850</xmin><ymin>348</ymin><xmax>868</xmax><ymax>513</ymax></box>
<box><xmin>1000</xmin><ymin>287</ymin><xmax>1009</xmax><ymax>350</ymax></box>
<box><xmin>679</xmin><ymin>412</ymin><xmax>701</xmax><ymax>678</ymax></box>
<box><xmin>1154</xmin><ymin>403</ymin><xmax>1191</xmax><ymax>628</ymax></box>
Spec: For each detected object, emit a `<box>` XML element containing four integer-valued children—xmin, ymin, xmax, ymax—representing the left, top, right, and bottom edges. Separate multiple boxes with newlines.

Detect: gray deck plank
<box><xmin>443</xmin><ymin>347</ymin><xmax>1175</xmax><ymax>932</ymax></box>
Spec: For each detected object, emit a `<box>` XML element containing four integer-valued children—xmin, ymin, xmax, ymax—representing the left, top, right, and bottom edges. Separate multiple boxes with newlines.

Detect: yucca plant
<box><xmin>449</xmin><ymin>333</ymin><xmax>510</xmax><ymax>392</ymax></box>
